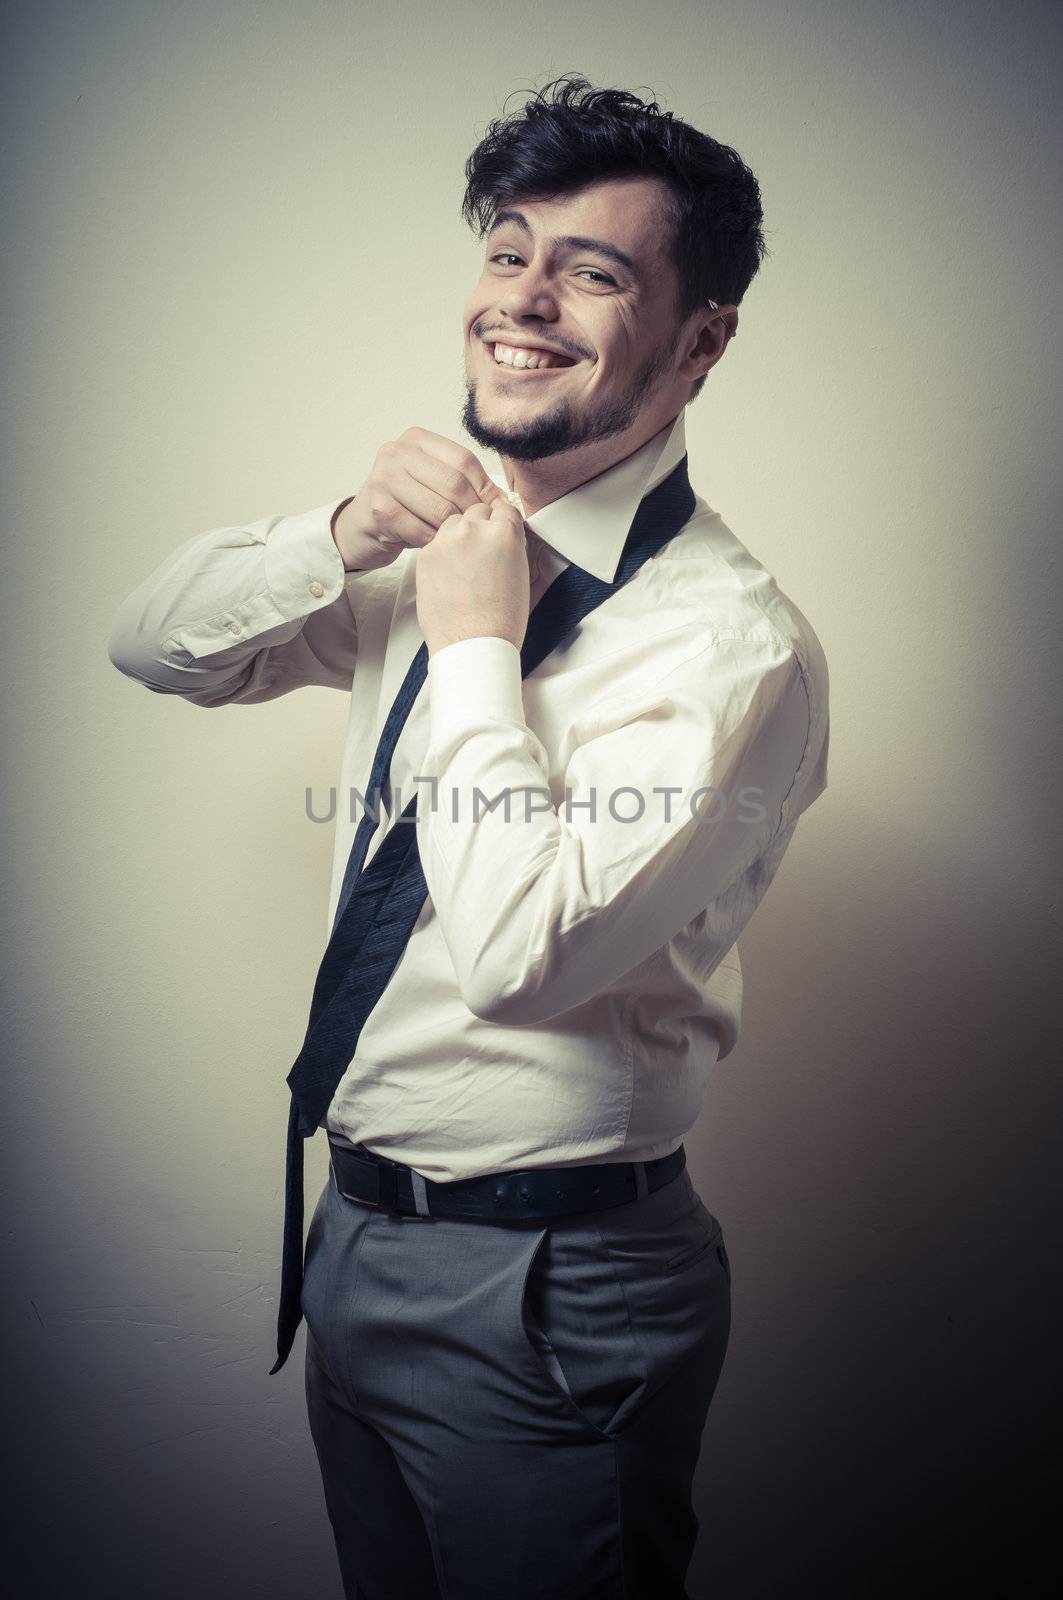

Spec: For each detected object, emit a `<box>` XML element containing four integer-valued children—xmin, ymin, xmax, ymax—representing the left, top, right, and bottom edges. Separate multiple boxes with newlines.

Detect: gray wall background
<box><xmin>2</xmin><ymin>0</ymin><xmax>1060</xmax><ymax>1594</ymax></box>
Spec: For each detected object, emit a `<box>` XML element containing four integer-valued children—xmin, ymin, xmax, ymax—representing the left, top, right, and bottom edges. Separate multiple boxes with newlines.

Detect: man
<box><xmin>108</xmin><ymin>75</ymin><xmax>829</xmax><ymax>1600</ymax></box>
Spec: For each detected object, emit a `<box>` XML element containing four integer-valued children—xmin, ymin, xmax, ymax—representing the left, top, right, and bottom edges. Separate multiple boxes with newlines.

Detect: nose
<box><xmin>497</xmin><ymin>262</ymin><xmax>561</xmax><ymax>325</ymax></box>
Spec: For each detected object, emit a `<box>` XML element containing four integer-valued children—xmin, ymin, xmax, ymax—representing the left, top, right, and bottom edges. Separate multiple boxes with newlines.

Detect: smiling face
<box><xmin>460</xmin><ymin>175</ymin><xmax>704</xmax><ymax>464</ymax></box>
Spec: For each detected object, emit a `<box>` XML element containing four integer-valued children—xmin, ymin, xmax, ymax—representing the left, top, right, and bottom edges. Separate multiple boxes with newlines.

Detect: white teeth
<box><xmin>492</xmin><ymin>341</ymin><xmax>565</xmax><ymax>370</ymax></box>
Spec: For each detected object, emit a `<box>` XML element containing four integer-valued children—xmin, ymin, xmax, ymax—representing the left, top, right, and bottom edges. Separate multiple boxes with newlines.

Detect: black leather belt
<box><xmin>327</xmin><ymin>1137</ymin><xmax>687</xmax><ymax>1221</ymax></box>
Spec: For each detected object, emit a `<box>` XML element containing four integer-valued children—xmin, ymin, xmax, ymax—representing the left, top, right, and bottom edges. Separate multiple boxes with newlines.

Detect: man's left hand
<box><xmin>416</xmin><ymin>498</ymin><xmax>531</xmax><ymax>656</ymax></box>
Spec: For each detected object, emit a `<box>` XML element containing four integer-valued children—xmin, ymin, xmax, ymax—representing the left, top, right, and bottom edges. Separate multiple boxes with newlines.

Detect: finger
<box><xmin>489</xmin><ymin>498</ymin><xmax>526</xmax><ymax>532</ymax></box>
<box><xmin>363</xmin><ymin>480</ymin><xmax>441</xmax><ymax>550</ymax></box>
<box><xmin>387</xmin><ymin>463</ymin><xmax>479</xmax><ymax>537</ymax></box>
<box><xmin>408</xmin><ymin>451</ymin><xmax>495</xmax><ymax>520</ymax></box>
<box><xmin>396</xmin><ymin>428</ymin><xmax>502</xmax><ymax>512</ymax></box>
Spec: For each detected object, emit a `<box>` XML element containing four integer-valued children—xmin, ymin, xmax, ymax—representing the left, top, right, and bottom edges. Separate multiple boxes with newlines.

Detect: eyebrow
<box><xmin>487</xmin><ymin>208</ymin><xmax>641</xmax><ymax>282</ymax></box>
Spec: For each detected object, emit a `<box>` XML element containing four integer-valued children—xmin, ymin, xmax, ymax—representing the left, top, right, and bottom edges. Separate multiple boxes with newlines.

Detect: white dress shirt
<box><xmin>108</xmin><ymin>407</ymin><xmax>829</xmax><ymax>1182</ymax></box>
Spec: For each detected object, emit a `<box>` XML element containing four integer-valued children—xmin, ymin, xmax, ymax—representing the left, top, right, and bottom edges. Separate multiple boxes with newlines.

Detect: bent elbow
<box><xmin>464</xmin><ymin>989</ymin><xmax>542</xmax><ymax>1027</ymax></box>
<box><xmin>107</xmin><ymin>620</ymin><xmax>150</xmax><ymax>685</ymax></box>
<box><xmin>460</xmin><ymin>966</ymin><xmax>558</xmax><ymax>1028</ymax></box>
<box><xmin>106</xmin><ymin>621</ymin><xmax>227</xmax><ymax>705</ymax></box>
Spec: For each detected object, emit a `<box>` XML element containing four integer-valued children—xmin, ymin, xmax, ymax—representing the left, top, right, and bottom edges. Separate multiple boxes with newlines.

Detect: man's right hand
<box><xmin>331</xmin><ymin>428</ymin><xmax>508</xmax><ymax>573</ymax></box>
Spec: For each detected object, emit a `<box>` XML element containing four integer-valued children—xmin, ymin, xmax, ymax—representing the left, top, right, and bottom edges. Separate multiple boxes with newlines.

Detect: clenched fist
<box><xmin>331</xmin><ymin>427</ymin><xmax>508</xmax><ymax>573</ymax></box>
<box><xmin>415</xmin><ymin>498</ymin><xmax>531</xmax><ymax>657</ymax></box>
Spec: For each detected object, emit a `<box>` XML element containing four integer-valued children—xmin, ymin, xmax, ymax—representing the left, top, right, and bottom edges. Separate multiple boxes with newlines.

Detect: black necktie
<box><xmin>269</xmin><ymin>452</ymin><xmax>696</xmax><ymax>1374</ymax></box>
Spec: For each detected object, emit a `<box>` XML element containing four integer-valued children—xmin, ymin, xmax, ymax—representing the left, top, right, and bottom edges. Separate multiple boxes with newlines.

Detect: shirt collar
<box><xmin>482</xmin><ymin>407</ymin><xmax>689</xmax><ymax>585</ymax></box>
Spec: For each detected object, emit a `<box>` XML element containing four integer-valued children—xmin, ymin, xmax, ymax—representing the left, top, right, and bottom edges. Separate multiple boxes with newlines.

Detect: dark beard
<box><xmin>459</xmin><ymin>339</ymin><xmax>676</xmax><ymax>462</ymax></box>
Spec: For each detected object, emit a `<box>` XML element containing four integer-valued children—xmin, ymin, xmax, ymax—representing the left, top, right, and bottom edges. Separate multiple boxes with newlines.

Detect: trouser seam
<box><xmin>612</xmin><ymin>1436</ymin><xmax>629</xmax><ymax>1599</ymax></box>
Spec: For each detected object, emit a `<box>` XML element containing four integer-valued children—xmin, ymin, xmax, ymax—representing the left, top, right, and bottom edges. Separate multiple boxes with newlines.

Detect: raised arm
<box><xmin>418</xmin><ymin>629</ymin><xmax>828</xmax><ymax>1025</ymax></box>
<box><xmin>106</xmin><ymin>497</ymin><xmax>362</xmax><ymax>707</ymax></box>
<box><xmin>108</xmin><ymin>429</ymin><xmax>507</xmax><ymax>709</ymax></box>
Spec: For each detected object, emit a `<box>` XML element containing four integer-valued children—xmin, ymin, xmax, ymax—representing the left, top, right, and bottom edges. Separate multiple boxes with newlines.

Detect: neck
<box><xmin>497</xmin><ymin>407</ymin><xmax>684</xmax><ymax>518</ymax></box>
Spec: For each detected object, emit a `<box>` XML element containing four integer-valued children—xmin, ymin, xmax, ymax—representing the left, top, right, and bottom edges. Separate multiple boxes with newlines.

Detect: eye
<box><xmin>487</xmin><ymin>253</ymin><xmax>617</xmax><ymax>287</ymax></box>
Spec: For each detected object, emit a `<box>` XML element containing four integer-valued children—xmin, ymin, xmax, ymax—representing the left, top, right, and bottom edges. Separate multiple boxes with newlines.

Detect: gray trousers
<box><xmin>300</xmin><ymin>1154</ymin><xmax>732</xmax><ymax>1600</ymax></box>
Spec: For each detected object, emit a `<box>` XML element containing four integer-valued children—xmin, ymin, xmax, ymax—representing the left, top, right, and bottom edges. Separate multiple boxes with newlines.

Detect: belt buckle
<box><xmin>337</xmin><ymin>1158</ymin><xmax>400</xmax><ymax>1213</ymax></box>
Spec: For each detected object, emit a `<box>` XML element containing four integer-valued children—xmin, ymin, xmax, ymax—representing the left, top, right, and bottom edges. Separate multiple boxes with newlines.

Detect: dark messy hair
<box><xmin>461</xmin><ymin>74</ymin><xmax>767</xmax><ymax>403</ymax></box>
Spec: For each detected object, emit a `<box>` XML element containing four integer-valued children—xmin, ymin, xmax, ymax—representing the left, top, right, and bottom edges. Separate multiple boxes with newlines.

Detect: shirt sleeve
<box><xmin>419</xmin><ymin>630</ymin><xmax>820</xmax><ymax>1024</ymax></box>
<box><xmin>106</xmin><ymin>497</ymin><xmax>359</xmax><ymax>707</ymax></box>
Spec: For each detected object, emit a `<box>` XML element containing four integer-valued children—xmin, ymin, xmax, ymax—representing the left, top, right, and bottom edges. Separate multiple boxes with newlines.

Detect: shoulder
<box><xmin>649</xmin><ymin>496</ymin><xmax>829</xmax><ymax>714</ymax></box>
<box><xmin>631</xmin><ymin>496</ymin><xmax>830</xmax><ymax>816</ymax></box>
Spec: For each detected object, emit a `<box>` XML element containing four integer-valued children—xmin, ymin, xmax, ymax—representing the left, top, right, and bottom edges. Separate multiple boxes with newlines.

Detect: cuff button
<box><xmin>309</xmin><ymin>579</ymin><xmax>325</xmax><ymax>598</ymax></box>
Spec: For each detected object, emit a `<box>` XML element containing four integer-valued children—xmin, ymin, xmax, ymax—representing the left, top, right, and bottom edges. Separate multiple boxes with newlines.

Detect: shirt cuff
<box><xmin>426</xmin><ymin>635</ymin><xmax>525</xmax><ymax>737</ymax></box>
<box><xmin>262</xmin><ymin>498</ymin><xmax>350</xmax><ymax>618</ymax></box>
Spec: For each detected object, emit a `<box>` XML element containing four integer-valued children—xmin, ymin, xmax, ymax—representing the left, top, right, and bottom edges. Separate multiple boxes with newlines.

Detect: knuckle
<box><xmin>368</xmin><ymin>491</ymin><xmax>397</xmax><ymax>522</ymax></box>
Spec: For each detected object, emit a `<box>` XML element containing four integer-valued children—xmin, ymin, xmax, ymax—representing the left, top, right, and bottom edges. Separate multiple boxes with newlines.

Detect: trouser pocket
<box><xmin>665</xmin><ymin>1214</ymin><xmax>723</xmax><ymax>1273</ymax></box>
<box><xmin>517</xmin><ymin>1224</ymin><xmax>645</xmax><ymax>1440</ymax></box>
<box><xmin>522</xmin><ymin>1298</ymin><xmax>575</xmax><ymax>1401</ymax></box>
